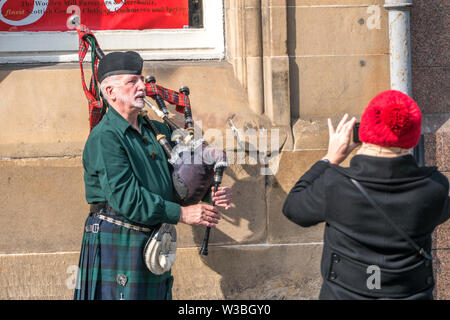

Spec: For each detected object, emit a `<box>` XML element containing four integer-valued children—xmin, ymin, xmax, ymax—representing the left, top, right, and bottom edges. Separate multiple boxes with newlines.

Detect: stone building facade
<box><xmin>0</xmin><ymin>0</ymin><xmax>447</xmax><ymax>299</ymax></box>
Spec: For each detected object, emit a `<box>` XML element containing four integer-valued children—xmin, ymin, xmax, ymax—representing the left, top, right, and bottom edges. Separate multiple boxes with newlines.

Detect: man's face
<box><xmin>115</xmin><ymin>74</ymin><xmax>146</xmax><ymax>109</ymax></box>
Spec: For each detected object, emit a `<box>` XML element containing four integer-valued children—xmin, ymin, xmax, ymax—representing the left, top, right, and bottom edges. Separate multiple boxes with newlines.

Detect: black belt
<box><xmin>88</xmin><ymin>202</ymin><xmax>158</xmax><ymax>233</ymax></box>
<box><xmin>89</xmin><ymin>202</ymin><xmax>121</xmax><ymax>217</ymax></box>
<box><xmin>324</xmin><ymin>245</ymin><xmax>434</xmax><ymax>298</ymax></box>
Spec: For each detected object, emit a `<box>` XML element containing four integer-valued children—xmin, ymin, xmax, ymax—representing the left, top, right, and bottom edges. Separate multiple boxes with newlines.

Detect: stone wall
<box><xmin>0</xmin><ymin>0</ymin><xmax>447</xmax><ymax>300</ymax></box>
<box><xmin>411</xmin><ymin>0</ymin><xmax>450</xmax><ymax>300</ymax></box>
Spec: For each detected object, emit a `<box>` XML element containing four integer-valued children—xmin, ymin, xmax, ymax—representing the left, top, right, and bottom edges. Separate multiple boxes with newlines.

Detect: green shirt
<box><xmin>82</xmin><ymin>106</ymin><xmax>181</xmax><ymax>226</ymax></box>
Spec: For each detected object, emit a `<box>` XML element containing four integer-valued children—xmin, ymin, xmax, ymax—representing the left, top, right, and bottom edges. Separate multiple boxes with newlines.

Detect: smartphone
<box><xmin>353</xmin><ymin>122</ymin><xmax>361</xmax><ymax>143</ymax></box>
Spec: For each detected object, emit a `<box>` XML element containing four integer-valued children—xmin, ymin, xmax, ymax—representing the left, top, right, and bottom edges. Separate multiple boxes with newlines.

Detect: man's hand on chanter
<box><xmin>180</xmin><ymin>204</ymin><xmax>221</xmax><ymax>228</ymax></box>
<box><xmin>211</xmin><ymin>186</ymin><xmax>232</xmax><ymax>210</ymax></box>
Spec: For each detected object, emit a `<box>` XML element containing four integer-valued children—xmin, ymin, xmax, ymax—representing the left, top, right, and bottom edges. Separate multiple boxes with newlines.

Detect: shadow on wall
<box><xmin>0</xmin><ymin>63</ymin><xmax>70</xmax><ymax>92</ymax></box>
<box><xmin>181</xmin><ymin>111</ymin><xmax>323</xmax><ymax>299</ymax></box>
<box><xmin>191</xmin><ymin>163</ymin><xmax>265</xmax><ymax>247</ymax></box>
<box><xmin>187</xmin><ymin>160</ymin><xmax>320</xmax><ymax>299</ymax></box>
<box><xmin>286</xmin><ymin>0</ymin><xmax>299</xmax><ymax>123</ymax></box>
<box><xmin>0</xmin><ymin>69</ymin><xmax>10</xmax><ymax>84</ymax></box>
<box><xmin>0</xmin><ymin>64</ymin><xmax>47</xmax><ymax>84</ymax></box>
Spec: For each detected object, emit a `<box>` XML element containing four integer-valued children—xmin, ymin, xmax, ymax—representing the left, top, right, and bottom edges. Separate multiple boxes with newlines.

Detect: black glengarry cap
<box><xmin>97</xmin><ymin>51</ymin><xmax>143</xmax><ymax>83</ymax></box>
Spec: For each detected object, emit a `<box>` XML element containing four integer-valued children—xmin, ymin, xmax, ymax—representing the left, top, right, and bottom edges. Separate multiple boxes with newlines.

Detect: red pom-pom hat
<box><xmin>359</xmin><ymin>90</ymin><xmax>422</xmax><ymax>149</ymax></box>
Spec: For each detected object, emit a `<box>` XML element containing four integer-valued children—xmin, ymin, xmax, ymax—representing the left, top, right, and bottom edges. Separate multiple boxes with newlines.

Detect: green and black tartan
<box><xmin>74</xmin><ymin>215</ymin><xmax>173</xmax><ymax>300</ymax></box>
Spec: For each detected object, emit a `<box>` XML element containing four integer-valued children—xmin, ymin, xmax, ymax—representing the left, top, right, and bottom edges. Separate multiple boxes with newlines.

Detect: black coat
<box><xmin>283</xmin><ymin>154</ymin><xmax>449</xmax><ymax>300</ymax></box>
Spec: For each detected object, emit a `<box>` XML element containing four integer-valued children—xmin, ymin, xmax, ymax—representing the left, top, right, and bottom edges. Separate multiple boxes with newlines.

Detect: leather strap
<box><xmin>96</xmin><ymin>214</ymin><xmax>155</xmax><ymax>233</ymax></box>
<box><xmin>89</xmin><ymin>202</ymin><xmax>120</xmax><ymax>217</ymax></box>
<box><xmin>88</xmin><ymin>202</ymin><xmax>158</xmax><ymax>233</ymax></box>
<box><xmin>350</xmin><ymin>178</ymin><xmax>432</xmax><ymax>260</ymax></box>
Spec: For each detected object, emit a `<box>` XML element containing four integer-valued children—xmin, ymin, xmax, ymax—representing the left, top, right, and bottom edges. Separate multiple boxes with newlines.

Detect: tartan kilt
<box><xmin>74</xmin><ymin>215</ymin><xmax>174</xmax><ymax>300</ymax></box>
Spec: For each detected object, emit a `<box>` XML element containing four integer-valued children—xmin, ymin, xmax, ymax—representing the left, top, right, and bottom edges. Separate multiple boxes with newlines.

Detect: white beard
<box><xmin>118</xmin><ymin>92</ymin><xmax>145</xmax><ymax>109</ymax></box>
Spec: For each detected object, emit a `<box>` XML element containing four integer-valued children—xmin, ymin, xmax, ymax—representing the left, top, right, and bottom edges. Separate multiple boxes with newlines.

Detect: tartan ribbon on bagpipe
<box><xmin>145</xmin><ymin>83</ymin><xmax>190</xmax><ymax>114</ymax></box>
<box><xmin>76</xmin><ymin>25</ymin><xmax>104</xmax><ymax>131</ymax></box>
<box><xmin>76</xmin><ymin>23</ymin><xmax>191</xmax><ymax>130</ymax></box>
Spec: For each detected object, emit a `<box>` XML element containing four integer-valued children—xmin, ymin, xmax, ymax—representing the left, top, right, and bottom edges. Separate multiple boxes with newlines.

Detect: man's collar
<box><xmin>105</xmin><ymin>106</ymin><xmax>132</xmax><ymax>134</ymax></box>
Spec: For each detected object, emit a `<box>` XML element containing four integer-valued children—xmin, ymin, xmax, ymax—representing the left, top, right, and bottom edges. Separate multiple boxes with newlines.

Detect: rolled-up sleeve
<box><xmin>282</xmin><ymin>160</ymin><xmax>329</xmax><ymax>227</ymax></box>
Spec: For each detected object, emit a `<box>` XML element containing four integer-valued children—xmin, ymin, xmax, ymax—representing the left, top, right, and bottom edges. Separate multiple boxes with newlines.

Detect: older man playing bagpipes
<box><xmin>73</xmin><ymin>22</ymin><xmax>232</xmax><ymax>300</ymax></box>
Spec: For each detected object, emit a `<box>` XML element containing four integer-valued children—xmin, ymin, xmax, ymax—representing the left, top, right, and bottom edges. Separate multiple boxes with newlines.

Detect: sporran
<box><xmin>143</xmin><ymin>223</ymin><xmax>178</xmax><ymax>275</ymax></box>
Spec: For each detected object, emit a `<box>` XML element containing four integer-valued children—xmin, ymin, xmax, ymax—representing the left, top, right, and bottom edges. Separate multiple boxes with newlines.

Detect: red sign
<box><xmin>0</xmin><ymin>0</ymin><xmax>189</xmax><ymax>31</ymax></box>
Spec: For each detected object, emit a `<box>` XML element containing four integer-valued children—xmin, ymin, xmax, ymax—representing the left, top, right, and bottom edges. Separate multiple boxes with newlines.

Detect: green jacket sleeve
<box><xmin>86</xmin><ymin>129</ymin><xmax>181</xmax><ymax>226</ymax></box>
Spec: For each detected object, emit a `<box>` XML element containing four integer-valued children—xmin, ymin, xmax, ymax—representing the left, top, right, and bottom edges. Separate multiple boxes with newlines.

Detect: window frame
<box><xmin>0</xmin><ymin>0</ymin><xmax>224</xmax><ymax>63</ymax></box>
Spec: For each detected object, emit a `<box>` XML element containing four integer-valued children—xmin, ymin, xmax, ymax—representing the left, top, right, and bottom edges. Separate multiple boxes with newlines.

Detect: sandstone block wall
<box><xmin>0</xmin><ymin>0</ymin><xmax>447</xmax><ymax>300</ymax></box>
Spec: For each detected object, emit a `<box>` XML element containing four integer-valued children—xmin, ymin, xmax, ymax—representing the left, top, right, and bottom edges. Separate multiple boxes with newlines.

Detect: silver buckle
<box><xmin>86</xmin><ymin>223</ymin><xmax>100</xmax><ymax>233</ymax></box>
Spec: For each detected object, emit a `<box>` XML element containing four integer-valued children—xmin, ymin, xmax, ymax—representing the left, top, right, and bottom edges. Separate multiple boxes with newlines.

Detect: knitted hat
<box><xmin>359</xmin><ymin>90</ymin><xmax>422</xmax><ymax>149</ymax></box>
<box><xmin>97</xmin><ymin>51</ymin><xmax>143</xmax><ymax>83</ymax></box>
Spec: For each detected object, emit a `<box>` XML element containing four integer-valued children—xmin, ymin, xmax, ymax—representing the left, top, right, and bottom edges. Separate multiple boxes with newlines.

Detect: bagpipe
<box><xmin>71</xmin><ymin>16</ymin><xmax>226</xmax><ymax>256</ymax></box>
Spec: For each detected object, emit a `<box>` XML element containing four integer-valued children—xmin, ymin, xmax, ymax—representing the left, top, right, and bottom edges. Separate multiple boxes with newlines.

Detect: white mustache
<box><xmin>134</xmin><ymin>91</ymin><xmax>146</xmax><ymax>99</ymax></box>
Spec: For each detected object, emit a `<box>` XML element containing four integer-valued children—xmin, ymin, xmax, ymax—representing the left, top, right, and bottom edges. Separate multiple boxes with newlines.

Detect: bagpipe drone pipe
<box><xmin>70</xmin><ymin>16</ymin><xmax>226</xmax><ymax>255</ymax></box>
